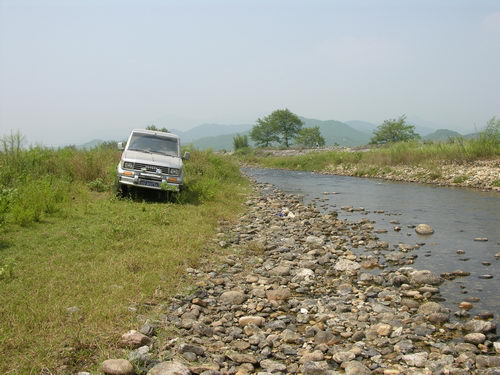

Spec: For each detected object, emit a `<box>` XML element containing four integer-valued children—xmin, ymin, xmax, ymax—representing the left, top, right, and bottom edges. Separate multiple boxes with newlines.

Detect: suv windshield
<box><xmin>128</xmin><ymin>133</ymin><xmax>179</xmax><ymax>157</ymax></box>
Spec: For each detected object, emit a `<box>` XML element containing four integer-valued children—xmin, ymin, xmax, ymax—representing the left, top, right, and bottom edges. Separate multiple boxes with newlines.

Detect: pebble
<box><xmin>147</xmin><ymin>362</ymin><xmax>191</xmax><ymax>375</ymax></box>
<box><xmin>478</xmin><ymin>274</ymin><xmax>493</xmax><ymax>279</ymax></box>
<box><xmin>101</xmin><ymin>359</ymin><xmax>134</xmax><ymax>375</ymax></box>
<box><xmin>459</xmin><ymin>302</ymin><xmax>473</xmax><ymax>310</ymax></box>
<box><xmin>120</xmin><ymin>330</ymin><xmax>151</xmax><ymax>349</ymax></box>
<box><xmin>464</xmin><ymin>333</ymin><xmax>486</xmax><ymax>344</ymax></box>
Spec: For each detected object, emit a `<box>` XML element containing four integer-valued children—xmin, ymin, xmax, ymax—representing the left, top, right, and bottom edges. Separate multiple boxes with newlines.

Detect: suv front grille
<box><xmin>133</xmin><ymin>163</ymin><xmax>170</xmax><ymax>174</ymax></box>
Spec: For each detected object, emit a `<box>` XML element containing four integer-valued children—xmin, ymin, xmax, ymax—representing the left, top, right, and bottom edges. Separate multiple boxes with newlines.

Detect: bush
<box><xmin>88</xmin><ymin>178</ymin><xmax>107</xmax><ymax>192</ymax></box>
<box><xmin>233</xmin><ymin>135</ymin><xmax>249</xmax><ymax>150</ymax></box>
<box><xmin>179</xmin><ymin>150</ymin><xmax>244</xmax><ymax>204</ymax></box>
<box><xmin>8</xmin><ymin>177</ymin><xmax>70</xmax><ymax>226</ymax></box>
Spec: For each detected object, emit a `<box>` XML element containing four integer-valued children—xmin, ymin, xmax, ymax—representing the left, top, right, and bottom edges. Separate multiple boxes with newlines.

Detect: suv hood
<box><xmin>123</xmin><ymin>150</ymin><xmax>182</xmax><ymax>168</ymax></box>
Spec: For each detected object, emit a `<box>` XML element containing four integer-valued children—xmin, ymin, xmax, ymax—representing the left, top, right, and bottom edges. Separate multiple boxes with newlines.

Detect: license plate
<box><xmin>138</xmin><ymin>180</ymin><xmax>159</xmax><ymax>188</ymax></box>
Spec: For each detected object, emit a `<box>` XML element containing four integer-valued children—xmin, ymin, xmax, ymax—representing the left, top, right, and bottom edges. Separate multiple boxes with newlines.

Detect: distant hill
<box><xmin>345</xmin><ymin>120</ymin><xmax>377</xmax><ymax>134</ymax></box>
<box><xmin>171</xmin><ymin>123</ymin><xmax>252</xmax><ymax>143</ymax></box>
<box><xmin>189</xmin><ymin>132</ymin><xmax>251</xmax><ymax>151</ymax></box>
<box><xmin>424</xmin><ymin>129</ymin><xmax>462</xmax><ymax>141</ymax></box>
<box><xmin>301</xmin><ymin>117</ymin><xmax>371</xmax><ymax>146</ymax></box>
<box><xmin>187</xmin><ymin>117</ymin><xmax>372</xmax><ymax>150</ymax></box>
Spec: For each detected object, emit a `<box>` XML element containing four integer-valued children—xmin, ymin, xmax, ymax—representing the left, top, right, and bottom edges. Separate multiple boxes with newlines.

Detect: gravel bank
<box><xmin>97</xmin><ymin>182</ymin><xmax>498</xmax><ymax>375</ymax></box>
<box><xmin>321</xmin><ymin>159</ymin><xmax>500</xmax><ymax>192</ymax></box>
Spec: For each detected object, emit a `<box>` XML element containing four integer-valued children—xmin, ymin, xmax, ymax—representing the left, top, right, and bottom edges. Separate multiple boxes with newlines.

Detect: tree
<box><xmin>250</xmin><ymin>117</ymin><xmax>280</xmax><ymax>147</ymax></box>
<box><xmin>146</xmin><ymin>124</ymin><xmax>169</xmax><ymax>132</ymax></box>
<box><xmin>294</xmin><ymin>127</ymin><xmax>325</xmax><ymax>148</ymax></box>
<box><xmin>370</xmin><ymin>115</ymin><xmax>420</xmax><ymax>144</ymax></box>
<box><xmin>272</xmin><ymin>109</ymin><xmax>303</xmax><ymax>147</ymax></box>
<box><xmin>233</xmin><ymin>134</ymin><xmax>249</xmax><ymax>150</ymax></box>
<box><xmin>250</xmin><ymin>109</ymin><xmax>303</xmax><ymax>148</ymax></box>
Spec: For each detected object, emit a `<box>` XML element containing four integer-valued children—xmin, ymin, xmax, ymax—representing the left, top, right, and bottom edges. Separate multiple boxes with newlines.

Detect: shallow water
<box><xmin>245</xmin><ymin>168</ymin><xmax>500</xmax><ymax>323</ymax></box>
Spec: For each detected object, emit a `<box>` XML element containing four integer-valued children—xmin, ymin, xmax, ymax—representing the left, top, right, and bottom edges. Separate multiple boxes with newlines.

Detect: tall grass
<box><xmin>0</xmin><ymin>132</ymin><xmax>120</xmax><ymax>226</ymax></box>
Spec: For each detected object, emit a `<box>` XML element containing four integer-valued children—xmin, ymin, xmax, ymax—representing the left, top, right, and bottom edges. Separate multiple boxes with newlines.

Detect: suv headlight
<box><xmin>169</xmin><ymin>168</ymin><xmax>180</xmax><ymax>176</ymax></box>
<box><xmin>123</xmin><ymin>161</ymin><xmax>134</xmax><ymax>169</ymax></box>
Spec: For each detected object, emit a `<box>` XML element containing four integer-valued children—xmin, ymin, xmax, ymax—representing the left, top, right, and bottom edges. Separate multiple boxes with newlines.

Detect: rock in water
<box><xmin>102</xmin><ymin>359</ymin><xmax>135</xmax><ymax>375</ymax></box>
<box><xmin>409</xmin><ymin>270</ymin><xmax>442</xmax><ymax>285</ymax></box>
<box><xmin>415</xmin><ymin>224</ymin><xmax>434</xmax><ymax>235</ymax></box>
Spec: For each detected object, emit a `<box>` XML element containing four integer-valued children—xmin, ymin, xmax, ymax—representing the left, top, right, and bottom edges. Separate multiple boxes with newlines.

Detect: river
<box><xmin>244</xmin><ymin>167</ymin><xmax>500</xmax><ymax>323</ymax></box>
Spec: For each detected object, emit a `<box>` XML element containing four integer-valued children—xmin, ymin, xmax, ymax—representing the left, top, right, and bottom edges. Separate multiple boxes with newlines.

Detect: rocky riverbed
<box><xmin>94</xmin><ymin>182</ymin><xmax>498</xmax><ymax>375</ymax></box>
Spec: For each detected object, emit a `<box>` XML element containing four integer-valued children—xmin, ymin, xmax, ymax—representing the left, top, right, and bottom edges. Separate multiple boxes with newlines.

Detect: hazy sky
<box><xmin>1</xmin><ymin>0</ymin><xmax>499</xmax><ymax>145</ymax></box>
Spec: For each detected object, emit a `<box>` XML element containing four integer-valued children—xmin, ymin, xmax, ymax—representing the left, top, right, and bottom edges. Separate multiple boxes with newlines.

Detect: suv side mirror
<box><xmin>183</xmin><ymin>151</ymin><xmax>190</xmax><ymax>161</ymax></box>
<box><xmin>117</xmin><ymin>142</ymin><xmax>124</xmax><ymax>151</ymax></box>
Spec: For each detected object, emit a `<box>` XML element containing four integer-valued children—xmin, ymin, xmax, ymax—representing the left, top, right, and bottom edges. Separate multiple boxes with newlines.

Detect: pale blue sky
<box><xmin>1</xmin><ymin>0</ymin><xmax>499</xmax><ymax>145</ymax></box>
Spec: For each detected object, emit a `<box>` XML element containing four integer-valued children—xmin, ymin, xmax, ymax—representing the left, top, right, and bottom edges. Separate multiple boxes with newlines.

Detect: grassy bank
<box><xmin>0</xmin><ymin>139</ymin><xmax>249</xmax><ymax>374</ymax></box>
<box><xmin>237</xmin><ymin>135</ymin><xmax>499</xmax><ymax>186</ymax></box>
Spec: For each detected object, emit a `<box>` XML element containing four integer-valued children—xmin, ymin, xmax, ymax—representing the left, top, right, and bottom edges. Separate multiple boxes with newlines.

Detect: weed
<box><xmin>453</xmin><ymin>175</ymin><xmax>469</xmax><ymax>184</ymax></box>
<box><xmin>87</xmin><ymin>178</ymin><xmax>107</xmax><ymax>192</ymax></box>
<box><xmin>0</xmin><ymin>259</ymin><xmax>14</xmax><ymax>281</ymax></box>
<box><xmin>492</xmin><ymin>179</ymin><xmax>500</xmax><ymax>187</ymax></box>
<box><xmin>428</xmin><ymin>171</ymin><xmax>442</xmax><ymax>180</ymax></box>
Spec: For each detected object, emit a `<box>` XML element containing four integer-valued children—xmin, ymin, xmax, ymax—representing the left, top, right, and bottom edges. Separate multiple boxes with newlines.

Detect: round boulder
<box><xmin>102</xmin><ymin>359</ymin><xmax>134</xmax><ymax>375</ymax></box>
<box><xmin>415</xmin><ymin>224</ymin><xmax>434</xmax><ymax>235</ymax></box>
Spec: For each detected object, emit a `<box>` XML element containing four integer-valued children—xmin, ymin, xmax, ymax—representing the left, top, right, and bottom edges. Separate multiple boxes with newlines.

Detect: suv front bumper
<box><xmin>117</xmin><ymin>166</ymin><xmax>182</xmax><ymax>192</ymax></box>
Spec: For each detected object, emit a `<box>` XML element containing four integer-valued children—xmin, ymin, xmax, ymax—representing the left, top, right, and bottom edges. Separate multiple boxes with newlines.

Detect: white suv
<box><xmin>116</xmin><ymin>129</ymin><xmax>189</xmax><ymax>195</ymax></box>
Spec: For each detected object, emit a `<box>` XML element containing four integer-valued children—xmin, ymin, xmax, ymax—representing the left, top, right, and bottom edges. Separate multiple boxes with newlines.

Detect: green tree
<box><xmin>272</xmin><ymin>109</ymin><xmax>303</xmax><ymax>147</ymax></box>
<box><xmin>251</xmin><ymin>109</ymin><xmax>303</xmax><ymax>148</ymax></box>
<box><xmin>294</xmin><ymin>126</ymin><xmax>326</xmax><ymax>148</ymax></box>
<box><xmin>146</xmin><ymin>125</ymin><xmax>169</xmax><ymax>132</ymax></box>
<box><xmin>250</xmin><ymin>117</ymin><xmax>280</xmax><ymax>147</ymax></box>
<box><xmin>370</xmin><ymin>115</ymin><xmax>420</xmax><ymax>144</ymax></box>
<box><xmin>233</xmin><ymin>134</ymin><xmax>249</xmax><ymax>150</ymax></box>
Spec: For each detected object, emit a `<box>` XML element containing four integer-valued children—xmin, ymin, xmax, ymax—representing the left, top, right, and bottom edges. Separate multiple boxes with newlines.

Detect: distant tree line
<box><xmin>234</xmin><ymin>109</ymin><xmax>499</xmax><ymax>151</ymax></box>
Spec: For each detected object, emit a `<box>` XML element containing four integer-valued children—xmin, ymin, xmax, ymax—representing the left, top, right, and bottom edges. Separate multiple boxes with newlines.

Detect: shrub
<box><xmin>233</xmin><ymin>135</ymin><xmax>249</xmax><ymax>150</ymax></box>
<box><xmin>87</xmin><ymin>178</ymin><xmax>107</xmax><ymax>192</ymax></box>
<box><xmin>179</xmin><ymin>150</ymin><xmax>244</xmax><ymax>204</ymax></box>
<box><xmin>453</xmin><ymin>175</ymin><xmax>468</xmax><ymax>184</ymax></box>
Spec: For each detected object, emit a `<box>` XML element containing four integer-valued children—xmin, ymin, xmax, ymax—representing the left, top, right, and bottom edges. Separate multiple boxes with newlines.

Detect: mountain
<box><xmin>190</xmin><ymin>132</ymin><xmax>250</xmax><ymax>151</ymax></box>
<box><xmin>187</xmin><ymin>117</ymin><xmax>372</xmax><ymax>150</ymax></box>
<box><xmin>301</xmin><ymin>117</ymin><xmax>371</xmax><ymax>146</ymax></box>
<box><xmin>171</xmin><ymin>123</ymin><xmax>252</xmax><ymax>143</ymax></box>
<box><xmin>423</xmin><ymin>129</ymin><xmax>463</xmax><ymax>141</ymax></box>
<box><xmin>405</xmin><ymin>116</ymin><xmax>439</xmax><ymax>136</ymax></box>
<box><xmin>345</xmin><ymin>120</ymin><xmax>377</xmax><ymax>134</ymax></box>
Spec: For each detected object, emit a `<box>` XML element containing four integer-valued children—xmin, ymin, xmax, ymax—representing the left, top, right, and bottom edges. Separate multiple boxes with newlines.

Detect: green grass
<box><xmin>0</xmin><ymin>141</ymin><xmax>249</xmax><ymax>374</ymax></box>
<box><xmin>239</xmin><ymin>134</ymin><xmax>499</xmax><ymax>172</ymax></box>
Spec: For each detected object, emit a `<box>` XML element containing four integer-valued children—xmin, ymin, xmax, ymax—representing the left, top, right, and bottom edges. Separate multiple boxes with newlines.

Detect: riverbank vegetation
<box><xmin>237</xmin><ymin>119</ymin><xmax>499</xmax><ymax>189</ymax></box>
<box><xmin>0</xmin><ymin>133</ymin><xmax>248</xmax><ymax>374</ymax></box>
